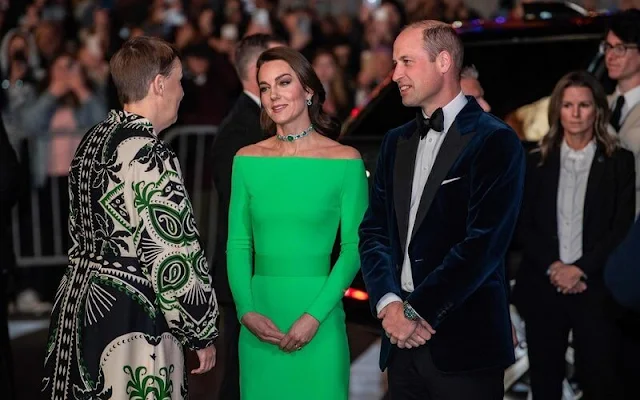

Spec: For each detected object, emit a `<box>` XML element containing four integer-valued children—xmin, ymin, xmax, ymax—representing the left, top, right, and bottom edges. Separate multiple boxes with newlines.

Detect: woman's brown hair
<box><xmin>256</xmin><ymin>47</ymin><xmax>341</xmax><ymax>138</ymax></box>
<box><xmin>312</xmin><ymin>48</ymin><xmax>351</xmax><ymax>117</ymax></box>
<box><xmin>539</xmin><ymin>70</ymin><xmax>617</xmax><ymax>163</ymax></box>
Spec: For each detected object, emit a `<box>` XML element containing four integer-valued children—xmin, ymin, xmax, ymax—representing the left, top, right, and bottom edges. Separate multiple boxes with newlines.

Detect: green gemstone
<box><xmin>287</xmin><ymin>135</ymin><xmax>294</xmax><ymax>142</ymax></box>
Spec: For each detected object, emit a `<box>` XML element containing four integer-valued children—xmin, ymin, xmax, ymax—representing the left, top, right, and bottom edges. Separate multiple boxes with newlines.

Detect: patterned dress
<box><xmin>42</xmin><ymin>110</ymin><xmax>219</xmax><ymax>400</ymax></box>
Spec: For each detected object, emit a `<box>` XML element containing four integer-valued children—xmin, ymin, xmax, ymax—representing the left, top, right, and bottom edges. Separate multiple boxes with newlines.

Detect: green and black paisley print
<box><xmin>42</xmin><ymin>110</ymin><xmax>219</xmax><ymax>400</ymax></box>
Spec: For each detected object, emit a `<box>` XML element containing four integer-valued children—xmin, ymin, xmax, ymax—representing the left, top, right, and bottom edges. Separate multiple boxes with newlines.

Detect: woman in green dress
<box><xmin>226</xmin><ymin>47</ymin><xmax>369</xmax><ymax>399</ymax></box>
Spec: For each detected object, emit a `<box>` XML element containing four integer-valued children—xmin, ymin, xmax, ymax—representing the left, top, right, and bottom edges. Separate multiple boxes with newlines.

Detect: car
<box><xmin>338</xmin><ymin>9</ymin><xmax>613</xmax><ymax>330</ymax></box>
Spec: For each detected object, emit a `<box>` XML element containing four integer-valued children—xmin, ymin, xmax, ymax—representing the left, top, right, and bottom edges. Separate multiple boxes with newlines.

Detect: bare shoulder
<box><xmin>331</xmin><ymin>144</ymin><xmax>362</xmax><ymax>160</ymax></box>
<box><xmin>315</xmin><ymin>137</ymin><xmax>362</xmax><ymax>160</ymax></box>
<box><xmin>236</xmin><ymin>144</ymin><xmax>259</xmax><ymax>156</ymax></box>
<box><xmin>236</xmin><ymin>138</ymin><xmax>277</xmax><ymax>156</ymax></box>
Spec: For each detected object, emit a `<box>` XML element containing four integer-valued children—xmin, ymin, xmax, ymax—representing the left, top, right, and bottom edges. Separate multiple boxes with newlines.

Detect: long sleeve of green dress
<box><xmin>226</xmin><ymin>157</ymin><xmax>255</xmax><ymax>321</ymax></box>
<box><xmin>305</xmin><ymin>161</ymin><xmax>369</xmax><ymax>322</ymax></box>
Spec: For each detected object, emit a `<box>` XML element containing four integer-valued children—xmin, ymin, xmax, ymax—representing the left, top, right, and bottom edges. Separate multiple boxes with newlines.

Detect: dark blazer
<box><xmin>606</xmin><ymin>216</ymin><xmax>640</xmax><ymax>313</ymax></box>
<box><xmin>513</xmin><ymin>144</ymin><xmax>636</xmax><ymax>314</ymax></box>
<box><xmin>0</xmin><ymin>117</ymin><xmax>20</xmax><ymax>400</ymax></box>
<box><xmin>359</xmin><ymin>97</ymin><xmax>524</xmax><ymax>372</ymax></box>
<box><xmin>0</xmin><ymin>118</ymin><xmax>20</xmax><ymax>224</ymax></box>
<box><xmin>0</xmin><ymin>117</ymin><xmax>20</xmax><ymax>276</ymax></box>
<box><xmin>211</xmin><ymin>92</ymin><xmax>263</xmax><ymax>304</ymax></box>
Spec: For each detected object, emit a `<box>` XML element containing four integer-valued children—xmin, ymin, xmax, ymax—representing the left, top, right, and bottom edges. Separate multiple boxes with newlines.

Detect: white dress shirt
<box><xmin>244</xmin><ymin>90</ymin><xmax>261</xmax><ymax>107</ymax></box>
<box><xmin>611</xmin><ymin>85</ymin><xmax>640</xmax><ymax>126</ymax></box>
<box><xmin>557</xmin><ymin>140</ymin><xmax>596</xmax><ymax>265</ymax></box>
<box><xmin>376</xmin><ymin>91</ymin><xmax>468</xmax><ymax>314</ymax></box>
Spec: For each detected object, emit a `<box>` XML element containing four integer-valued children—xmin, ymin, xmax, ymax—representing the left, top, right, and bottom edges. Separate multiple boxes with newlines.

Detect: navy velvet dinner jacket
<box><xmin>359</xmin><ymin>97</ymin><xmax>525</xmax><ymax>373</ymax></box>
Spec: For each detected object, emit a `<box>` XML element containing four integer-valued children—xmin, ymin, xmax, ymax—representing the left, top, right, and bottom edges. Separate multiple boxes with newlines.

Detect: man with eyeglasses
<box><xmin>601</xmin><ymin>10</ymin><xmax>640</xmax><ymax>399</ymax></box>
<box><xmin>602</xmin><ymin>9</ymin><xmax>640</xmax><ymax>218</ymax></box>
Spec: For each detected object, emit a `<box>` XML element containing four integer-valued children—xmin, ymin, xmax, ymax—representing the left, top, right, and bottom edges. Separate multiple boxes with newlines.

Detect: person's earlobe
<box><xmin>154</xmin><ymin>75</ymin><xmax>165</xmax><ymax>95</ymax></box>
<box><xmin>438</xmin><ymin>52</ymin><xmax>451</xmax><ymax>74</ymax></box>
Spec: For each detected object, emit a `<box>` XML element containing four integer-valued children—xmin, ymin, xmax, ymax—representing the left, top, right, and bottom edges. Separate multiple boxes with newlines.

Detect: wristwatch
<box><xmin>403</xmin><ymin>301</ymin><xmax>419</xmax><ymax>321</ymax></box>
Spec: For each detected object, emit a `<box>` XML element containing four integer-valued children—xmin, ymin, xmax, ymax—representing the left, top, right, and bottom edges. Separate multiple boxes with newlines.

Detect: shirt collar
<box><xmin>108</xmin><ymin>109</ymin><xmax>156</xmax><ymax>135</ymax></box>
<box><xmin>561</xmin><ymin>139</ymin><xmax>596</xmax><ymax>162</ymax></box>
<box><xmin>421</xmin><ymin>91</ymin><xmax>468</xmax><ymax>134</ymax></box>
<box><xmin>614</xmin><ymin>84</ymin><xmax>640</xmax><ymax>109</ymax></box>
<box><xmin>244</xmin><ymin>90</ymin><xmax>261</xmax><ymax>107</ymax></box>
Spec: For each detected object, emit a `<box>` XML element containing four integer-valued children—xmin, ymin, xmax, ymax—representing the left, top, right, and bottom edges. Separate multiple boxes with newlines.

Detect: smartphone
<box><xmin>165</xmin><ymin>9</ymin><xmax>186</xmax><ymax>26</ymax></box>
<box><xmin>86</xmin><ymin>36</ymin><xmax>102</xmax><ymax>57</ymax></box>
<box><xmin>221</xmin><ymin>24</ymin><xmax>238</xmax><ymax>41</ymax></box>
<box><xmin>297</xmin><ymin>15</ymin><xmax>311</xmax><ymax>36</ymax></box>
<box><xmin>252</xmin><ymin>8</ymin><xmax>270</xmax><ymax>27</ymax></box>
<box><xmin>119</xmin><ymin>26</ymin><xmax>131</xmax><ymax>40</ymax></box>
<box><xmin>373</xmin><ymin>7</ymin><xmax>389</xmax><ymax>22</ymax></box>
<box><xmin>13</xmin><ymin>50</ymin><xmax>27</xmax><ymax>63</ymax></box>
<box><xmin>363</xmin><ymin>0</ymin><xmax>381</xmax><ymax>10</ymax></box>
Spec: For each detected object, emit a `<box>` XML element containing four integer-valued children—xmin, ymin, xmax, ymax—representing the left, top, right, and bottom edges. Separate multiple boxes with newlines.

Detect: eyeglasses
<box><xmin>599</xmin><ymin>41</ymin><xmax>639</xmax><ymax>57</ymax></box>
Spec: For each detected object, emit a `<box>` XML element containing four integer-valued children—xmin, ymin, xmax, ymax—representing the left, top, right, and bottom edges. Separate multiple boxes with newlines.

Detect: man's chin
<box><xmin>401</xmin><ymin>97</ymin><xmax>417</xmax><ymax>107</ymax></box>
<box><xmin>606</xmin><ymin>69</ymin><xmax>622</xmax><ymax>80</ymax></box>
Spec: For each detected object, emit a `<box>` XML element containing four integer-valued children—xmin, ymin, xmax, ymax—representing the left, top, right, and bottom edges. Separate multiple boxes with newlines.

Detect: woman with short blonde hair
<box><xmin>42</xmin><ymin>36</ymin><xmax>219</xmax><ymax>400</ymax></box>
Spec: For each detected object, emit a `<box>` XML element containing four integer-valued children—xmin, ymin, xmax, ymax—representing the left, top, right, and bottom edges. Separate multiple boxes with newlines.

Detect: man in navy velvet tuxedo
<box><xmin>358</xmin><ymin>20</ymin><xmax>525</xmax><ymax>399</ymax></box>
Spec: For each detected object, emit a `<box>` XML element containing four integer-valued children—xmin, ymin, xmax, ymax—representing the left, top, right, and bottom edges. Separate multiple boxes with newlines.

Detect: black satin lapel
<box><xmin>583</xmin><ymin>148</ymin><xmax>606</xmax><ymax>232</ymax></box>
<box><xmin>394</xmin><ymin>131</ymin><xmax>420</xmax><ymax>256</ymax></box>
<box><xmin>411</xmin><ymin>123</ymin><xmax>474</xmax><ymax>240</ymax></box>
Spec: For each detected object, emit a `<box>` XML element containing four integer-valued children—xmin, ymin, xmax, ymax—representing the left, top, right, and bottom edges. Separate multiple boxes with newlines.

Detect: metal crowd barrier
<box><xmin>12</xmin><ymin>125</ymin><xmax>219</xmax><ymax>268</ymax></box>
<box><xmin>161</xmin><ymin>125</ymin><xmax>219</xmax><ymax>265</ymax></box>
<box><xmin>12</xmin><ymin>180</ymin><xmax>69</xmax><ymax>267</ymax></box>
<box><xmin>12</xmin><ymin>130</ymin><xmax>84</xmax><ymax>268</ymax></box>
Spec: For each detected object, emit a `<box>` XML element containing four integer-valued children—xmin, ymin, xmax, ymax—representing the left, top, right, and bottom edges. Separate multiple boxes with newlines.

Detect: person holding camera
<box><xmin>21</xmin><ymin>52</ymin><xmax>106</xmax><ymax>186</ymax></box>
<box><xmin>0</xmin><ymin>30</ymin><xmax>41</xmax><ymax>152</ymax></box>
<box><xmin>10</xmin><ymin>53</ymin><xmax>107</xmax><ymax>311</ymax></box>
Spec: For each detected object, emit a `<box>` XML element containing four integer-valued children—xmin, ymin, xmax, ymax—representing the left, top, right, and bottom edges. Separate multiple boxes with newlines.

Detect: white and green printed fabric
<box><xmin>42</xmin><ymin>110</ymin><xmax>219</xmax><ymax>400</ymax></box>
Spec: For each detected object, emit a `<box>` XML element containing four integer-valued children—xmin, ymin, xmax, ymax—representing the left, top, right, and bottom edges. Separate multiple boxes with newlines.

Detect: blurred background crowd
<box><xmin>1</xmin><ymin>0</ymin><xmax>638</xmax><ymax>163</ymax></box>
<box><xmin>2</xmin><ymin>1</ymin><xmax>640</xmax><ymax>399</ymax></box>
<box><xmin>1</xmin><ymin>0</ymin><xmax>639</xmax><ymax>354</ymax></box>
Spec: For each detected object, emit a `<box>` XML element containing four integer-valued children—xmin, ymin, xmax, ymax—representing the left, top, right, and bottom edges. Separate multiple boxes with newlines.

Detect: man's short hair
<box><xmin>110</xmin><ymin>36</ymin><xmax>179</xmax><ymax>105</ymax></box>
<box><xmin>460</xmin><ymin>65</ymin><xmax>479</xmax><ymax>80</ymax></box>
<box><xmin>404</xmin><ymin>20</ymin><xmax>464</xmax><ymax>76</ymax></box>
<box><xmin>606</xmin><ymin>8</ymin><xmax>640</xmax><ymax>47</ymax></box>
<box><xmin>234</xmin><ymin>34</ymin><xmax>283</xmax><ymax>82</ymax></box>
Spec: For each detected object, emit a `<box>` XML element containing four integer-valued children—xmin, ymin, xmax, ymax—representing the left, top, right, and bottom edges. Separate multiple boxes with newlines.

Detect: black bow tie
<box><xmin>421</xmin><ymin>108</ymin><xmax>444</xmax><ymax>137</ymax></box>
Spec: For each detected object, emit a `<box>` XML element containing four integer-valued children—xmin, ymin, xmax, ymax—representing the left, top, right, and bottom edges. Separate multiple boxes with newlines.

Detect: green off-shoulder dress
<box><xmin>226</xmin><ymin>156</ymin><xmax>369</xmax><ymax>400</ymax></box>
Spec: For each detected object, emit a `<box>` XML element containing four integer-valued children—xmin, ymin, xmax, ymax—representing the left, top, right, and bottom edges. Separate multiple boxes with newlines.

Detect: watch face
<box><xmin>403</xmin><ymin>304</ymin><xmax>418</xmax><ymax>320</ymax></box>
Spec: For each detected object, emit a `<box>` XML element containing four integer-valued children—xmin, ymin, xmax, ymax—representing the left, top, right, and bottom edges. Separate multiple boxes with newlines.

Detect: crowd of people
<box><xmin>1</xmin><ymin>1</ymin><xmax>640</xmax><ymax>400</ymax></box>
<box><xmin>0</xmin><ymin>0</ymin><xmax>508</xmax><ymax>318</ymax></box>
<box><xmin>0</xmin><ymin>0</ymin><xmax>493</xmax><ymax>146</ymax></box>
<box><xmin>5</xmin><ymin>0</ymin><xmax>634</xmax><ymax>150</ymax></box>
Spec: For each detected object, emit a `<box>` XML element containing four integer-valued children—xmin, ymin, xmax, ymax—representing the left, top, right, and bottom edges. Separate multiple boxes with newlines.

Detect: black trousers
<box><xmin>387</xmin><ymin>345</ymin><xmax>504</xmax><ymax>400</ymax></box>
<box><xmin>0</xmin><ymin>275</ymin><xmax>15</xmax><ymax>400</ymax></box>
<box><xmin>612</xmin><ymin>306</ymin><xmax>640</xmax><ymax>400</ymax></box>
<box><xmin>218</xmin><ymin>303</ymin><xmax>241</xmax><ymax>400</ymax></box>
<box><xmin>523</xmin><ymin>290</ymin><xmax>623</xmax><ymax>400</ymax></box>
<box><xmin>619</xmin><ymin>323</ymin><xmax>640</xmax><ymax>399</ymax></box>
